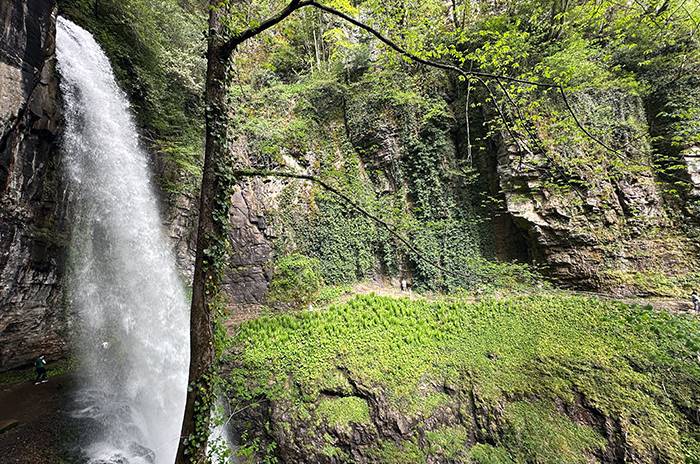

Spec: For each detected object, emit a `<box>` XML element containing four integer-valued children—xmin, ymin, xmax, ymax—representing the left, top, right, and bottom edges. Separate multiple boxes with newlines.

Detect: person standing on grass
<box><xmin>692</xmin><ymin>291</ymin><xmax>700</xmax><ymax>312</ymax></box>
<box><xmin>34</xmin><ymin>355</ymin><xmax>48</xmax><ymax>384</ymax></box>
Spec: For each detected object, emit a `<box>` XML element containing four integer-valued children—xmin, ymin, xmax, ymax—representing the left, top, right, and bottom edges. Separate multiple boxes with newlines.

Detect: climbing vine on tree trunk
<box><xmin>175</xmin><ymin>4</ymin><xmax>234</xmax><ymax>463</ymax></box>
<box><xmin>177</xmin><ymin>1</ymin><xmax>645</xmax><ymax>462</ymax></box>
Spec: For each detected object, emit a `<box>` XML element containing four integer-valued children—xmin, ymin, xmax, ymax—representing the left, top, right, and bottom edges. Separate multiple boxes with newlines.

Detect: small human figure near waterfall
<box><xmin>34</xmin><ymin>355</ymin><xmax>48</xmax><ymax>384</ymax></box>
<box><xmin>692</xmin><ymin>291</ymin><xmax>700</xmax><ymax>312</ymax></box>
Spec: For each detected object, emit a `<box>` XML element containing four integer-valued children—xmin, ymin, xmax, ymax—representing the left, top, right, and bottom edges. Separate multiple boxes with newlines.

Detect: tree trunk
<box><xmin>549</xmin><ymin>0</ymin><xmax>569</xmax><ymax>40</ymax></box>
<box><xmin>175</xmin><ymin>3</ymin><xmax>231</xmax><ymax>463</ymax></box>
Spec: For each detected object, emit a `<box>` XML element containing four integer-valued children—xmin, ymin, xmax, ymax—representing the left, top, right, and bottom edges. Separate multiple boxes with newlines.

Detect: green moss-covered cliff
<box><xmin>227</xmin><ymin>293</ymin><xmax>700</xmax><ymax>463</ymax></box>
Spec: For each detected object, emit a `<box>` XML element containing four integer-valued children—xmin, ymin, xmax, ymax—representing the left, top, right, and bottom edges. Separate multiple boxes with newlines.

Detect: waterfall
<box><xmin>56</xmin><ymin>17</ymin><xmax>189</xmax><ymax>464</ymax></box>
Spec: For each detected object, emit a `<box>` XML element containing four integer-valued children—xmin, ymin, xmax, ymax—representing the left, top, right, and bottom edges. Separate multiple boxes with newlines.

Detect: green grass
<box><xmin>229</xmin><ymin>292</ymin><xmax>700</xmax><ymax>462</ymax></box>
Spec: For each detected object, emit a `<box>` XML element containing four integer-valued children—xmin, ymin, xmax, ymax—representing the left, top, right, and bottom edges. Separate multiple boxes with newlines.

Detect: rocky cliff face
<box><xmin>232</xmin><ymin>373</ymin><xmax>630</xmax><ymax>464</ymax></box>
<box><xmin>483</xmin><ymin>90</ymin><xmax>699</xmax><ymax>293</ymax></box>
<box><xmin>156</xmin><ymin>143</ymin><xmax>275</xmax><ymax>315</ymax></box>
<box><xmin>0</xmin><ymin>0</ymin><xmax>68</xmax><ymax>370</ymax></box>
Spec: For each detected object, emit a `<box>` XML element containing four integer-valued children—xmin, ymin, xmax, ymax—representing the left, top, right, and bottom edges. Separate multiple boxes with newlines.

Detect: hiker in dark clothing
<box><xmin>34</xmin><ymin>355</ymin><xmax>47</xmax><ymax>384</ymax></box>
<box><xmin>692</xmin><ymin>291</ymin><xmax>700</xmax><ymax>312</ymax></box>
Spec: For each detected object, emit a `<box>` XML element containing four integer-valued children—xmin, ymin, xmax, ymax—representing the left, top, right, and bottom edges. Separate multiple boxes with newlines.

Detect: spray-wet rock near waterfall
<box><xmin>1</xmin><ymin>0</ymin><xmax>700</xmax><ymax>463</ymax></box>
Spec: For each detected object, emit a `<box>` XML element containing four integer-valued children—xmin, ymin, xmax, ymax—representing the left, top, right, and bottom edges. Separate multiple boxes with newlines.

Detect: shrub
<box><xmin>267</xmin><ymin>253</ymin><xmax>323</xmax><ymax>310</ymax></box>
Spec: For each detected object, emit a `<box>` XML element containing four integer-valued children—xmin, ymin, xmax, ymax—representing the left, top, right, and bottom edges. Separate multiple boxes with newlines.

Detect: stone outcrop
<box><xmin>229</xmin><ymin>368</ymin><xmax>645</xmax><ymax>464</ymax></box>
<box><xmin>487</xmin><ymin>91</ymin><xmax>698</xmax><ymax>292</ymax></box>
<box><xmin>0</xmin><ymin>0</ymin><xmax>67</xmax><ymax>369</ymax></box>
<box><xmin>223</xmin><ymin>185</ymin><xmax>273</xmax><ymax>308</ymax></box>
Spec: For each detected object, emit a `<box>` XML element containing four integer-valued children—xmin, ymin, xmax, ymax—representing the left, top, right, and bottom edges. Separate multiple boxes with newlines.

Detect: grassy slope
<box><xmin>229</xmin><ymin>293</ymin><xmax>700</xmax><ymax>463</ymax></box>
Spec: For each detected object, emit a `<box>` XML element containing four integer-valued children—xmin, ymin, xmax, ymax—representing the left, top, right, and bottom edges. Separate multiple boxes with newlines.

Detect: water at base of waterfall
<box><xmin>56</xmin><ymin>17</ymin><xmax>189</xmax><ymax>464</ymax></box>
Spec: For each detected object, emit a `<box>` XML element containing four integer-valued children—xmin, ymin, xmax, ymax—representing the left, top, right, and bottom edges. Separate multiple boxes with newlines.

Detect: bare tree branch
<box><xmin>222</xmin><ymin>0</ymin><xmax>308</xmax><ymax>57</ymax></box>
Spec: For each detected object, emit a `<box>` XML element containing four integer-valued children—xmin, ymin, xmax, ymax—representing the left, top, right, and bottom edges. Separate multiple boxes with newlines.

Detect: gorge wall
<box><xmin>2</xmin><ymin>0</ymin><xmax>700</xmax><ymax>370</ymax></box>
<box><xmin>490</xmin><ymin>91</ymin><xmax>698</xmax><ymax>292</ymax></box>
<box><xmin>0</xmin><ymin>0</ymin><xmax>68</xmax><ymax>370</ymax></box>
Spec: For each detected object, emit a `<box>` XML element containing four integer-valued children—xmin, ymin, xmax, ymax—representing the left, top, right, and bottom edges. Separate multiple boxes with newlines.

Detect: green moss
<box><xmin>367</xmin><ymin>439</ymin><xmax>427</xmax><ymax>464</ymax></box>
<box><xmin>425</xmin><ymin>425</ymin><xmax>470</xmax><ymax>461</ymax></box>
<box><xmin>315</xmin><ymin>396</ymin><xmax>371</xmax><ymax>430</ymax></box>
<box><xmin>604</xmin><ymin>269</ymin><xmax>700</xmax><ymax>297</ymax></box>
<box><xmin>320</xmin><ymin>444</ymin><xmax>348</xmax><ymax>460</ymax></box>
<box><xmin>503</xmin><ymin>400</ymin><xmax>605</xmax><ymax>463</ymax></box>
<box><xmin>468</xmin><ymin>444</ymin><xmax>515</xmax><ymax>464</ymax></box>
<box><xmin>230</xmin><ymin>293</ymin><xmax>700</xmax><ymax>462</ymax></box>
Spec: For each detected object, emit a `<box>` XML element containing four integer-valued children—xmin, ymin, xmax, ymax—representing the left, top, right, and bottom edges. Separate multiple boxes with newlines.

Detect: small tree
<box><xmin>268</xmin><ymin>253</ymin><xmax>323</xmax><ymax>310</ymax></box>
<box><xmin>177</xmin><ymin>1</ymin><xmax>635</xmax><ymax>462</ymax></box>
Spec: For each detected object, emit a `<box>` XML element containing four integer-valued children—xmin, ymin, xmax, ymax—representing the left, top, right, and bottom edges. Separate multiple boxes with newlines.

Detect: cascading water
<box><xmin>56</xmin><ymin>17</ymin><xmax>189</xmax><ymax>464</ymax></box>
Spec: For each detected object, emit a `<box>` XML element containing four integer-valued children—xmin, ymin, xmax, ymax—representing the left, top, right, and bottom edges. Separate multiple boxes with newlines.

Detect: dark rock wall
<box><xmin>0</xmin><ymin>0</ymin><xmax>67</xmax><ymax>370</ymax></box>
<box><xmin>160</xmin><ymin>174</ymin><xmax>274</xmax><ymax>312</ymax></box>
<box><xmin>223</xmin><ymin>186</ymin><xmax>273</xmax><ymax>306</ymax></box>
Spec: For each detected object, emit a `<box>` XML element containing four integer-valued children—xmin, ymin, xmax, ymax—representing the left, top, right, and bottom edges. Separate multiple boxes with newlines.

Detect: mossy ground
<box><xmin>604</xmin><ymin>269</ymin><xmax>700</xmax><ymax>298</ymax></box>
<box><xmin>228</xmin><ymin>292</ymin><xmax>700</xmax><ymax>463</ymax></box>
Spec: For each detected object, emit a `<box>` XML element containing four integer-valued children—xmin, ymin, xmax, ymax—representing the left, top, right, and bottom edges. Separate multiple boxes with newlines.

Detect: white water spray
<box><xmin>57</xmin><ymin>17</ymin><xmax>189</xmax><ymax>464</ymax></box>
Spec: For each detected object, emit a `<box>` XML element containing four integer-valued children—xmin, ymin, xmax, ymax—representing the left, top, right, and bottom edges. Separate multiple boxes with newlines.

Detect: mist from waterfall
<box><xmin>56</xmin><ymin>17</ymin><xmax>189</xmax><ymax>464</ymax></box>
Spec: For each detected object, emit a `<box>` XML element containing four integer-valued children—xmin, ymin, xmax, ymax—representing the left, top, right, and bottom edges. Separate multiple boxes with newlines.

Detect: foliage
<box><xmin>313</xmin><ymin>284</ymin><xmax>353</xmax><ymax>305</ymax></box>
<box><xmin>216</xmin><ymin>0</ymin><xmax>700</xmax><ymax>297</ymax></box>
<box><xmin>605</xmin><ymin>269</ymin><xmax>700</xmax><ymax>297</ymax></box>
<box><xmin>229</xmin><ymin>292</ymin><xmax>700</xmax><ymax>462</ymax></box>
<box><xmin>59</xmin><ymin>0</ymin><xmax>206</xmax><ymax>193</ymax></box>
<box><xmin>315</xmin><ymin>396</ymin><xmax>371</xmax><ymax>430</ymax></box>
<box><xmin>236</xmin><ymin>62</ymin><xmax>506</xmax><ymax>291</ymax></box>
<box><xmin>268</xmin><ymin>253</ymin><xmax>323</xmax><ymax>309</ymax></box>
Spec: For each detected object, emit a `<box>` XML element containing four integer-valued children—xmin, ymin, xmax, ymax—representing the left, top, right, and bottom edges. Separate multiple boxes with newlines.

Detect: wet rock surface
<box><xmin>0</xmin><ymin>0</ymin><xmax>68</xmax><ymax>370</ymax></box>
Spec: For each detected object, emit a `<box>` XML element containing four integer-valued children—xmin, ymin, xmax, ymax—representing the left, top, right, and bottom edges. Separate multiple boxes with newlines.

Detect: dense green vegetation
<box><xmin>267</xmin><ymin>253</ymin><xmax>323</xmax><ymax>309</ymax></box>
<box><xmin>226</xmin><ymin>0</ymin><xmax>700</xmax><ymax>291</ymax></box>
<box><xmin>59</xmin><ymin>0</ymin><xmax>206</xmax><ymax>193</ymax></box>
<box><xmin>228</xmin><ymin>293</ymin><xmax>700</xmax><ymax>462</ymax></box>
<box><xmin>243</xmin><ymin>66</ymin><xmax>497</xmax><ymax>291</ymax></box>
<box><xmin>61</xmin><ymin>0</ymin><xmax>700</xmax><ymax>293</ymax></box>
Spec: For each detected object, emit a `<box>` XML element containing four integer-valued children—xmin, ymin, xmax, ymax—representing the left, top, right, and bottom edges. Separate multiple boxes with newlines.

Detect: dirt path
<box><xmin>567</xmin><ymin>289</ymin><xmax>697</xmax><ymax>315</ymax></box>
<box><xmin>0</xmin><ymin>373</ymin><xmax>75</xmax><ymax>463</ymax></box>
